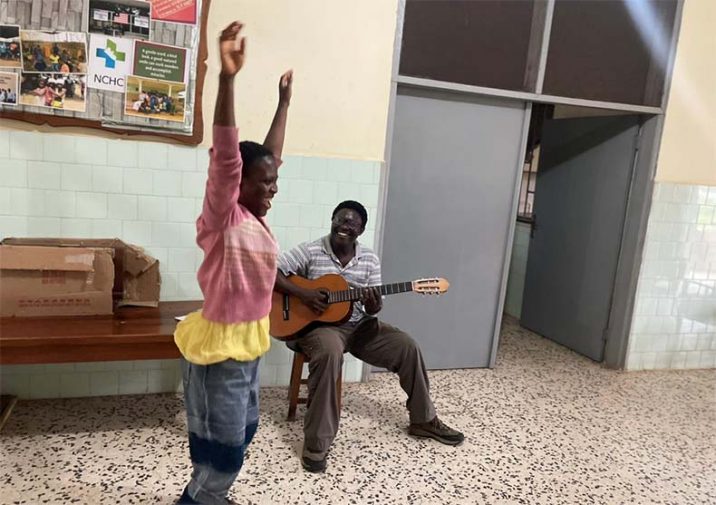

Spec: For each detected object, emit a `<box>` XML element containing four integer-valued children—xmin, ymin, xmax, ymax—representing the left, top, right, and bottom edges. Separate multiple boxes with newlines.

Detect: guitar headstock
<box><xmin>412</xmin><ymin>277</ymin><xmax>449</xmax><ymax>295</ymax></box>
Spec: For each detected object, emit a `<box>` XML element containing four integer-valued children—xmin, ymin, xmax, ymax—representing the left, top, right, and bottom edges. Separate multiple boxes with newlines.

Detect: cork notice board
<box><xmin>0</xmin><ymin>0</ymin><xmax>210</xmax><ymax>144</ymax></box>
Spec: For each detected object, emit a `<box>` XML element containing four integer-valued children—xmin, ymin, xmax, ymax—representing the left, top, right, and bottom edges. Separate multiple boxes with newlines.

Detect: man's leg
<box><xmin>349</xmin><ymin>318</ymin><xmax>436</xmax><ymax>424</ymax></box>
<box><xmin>179</xmin><ymin>358</ymin><xmax>258</xmax><ymax>504</ymax></box>
<box><xmin>350</xmin><ymin>319</ymin><xmax>464</xmax><ymax>446</ymax></box>
<box><xmin>294</xmin><ymin>326</ymin><xmax>350</xmax><ymax>470</ymax></box>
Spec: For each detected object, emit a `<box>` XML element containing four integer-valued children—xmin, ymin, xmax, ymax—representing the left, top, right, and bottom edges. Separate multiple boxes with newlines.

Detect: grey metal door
<box><xmin>521</xmin><ymin>115</ymin><xmax>641</xmax><ymax>361</ymax></box>
<box><xmin>379</xmin><ymin>88</ymin><xmax>527</xmax><ymax>369</ymax></box>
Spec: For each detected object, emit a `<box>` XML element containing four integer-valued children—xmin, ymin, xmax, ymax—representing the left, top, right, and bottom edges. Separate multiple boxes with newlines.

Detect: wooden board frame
<box><xmin>0</xmin><ymin>0</ymin><xmax>211</xmax><ymax>146</ymax></box>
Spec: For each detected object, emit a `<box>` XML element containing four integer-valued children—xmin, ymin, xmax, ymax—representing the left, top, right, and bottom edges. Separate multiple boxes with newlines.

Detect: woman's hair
<box><xmin>239</xmin><ymin>141</ymin><xmax>274</xmax><ymax>175</ymax></box>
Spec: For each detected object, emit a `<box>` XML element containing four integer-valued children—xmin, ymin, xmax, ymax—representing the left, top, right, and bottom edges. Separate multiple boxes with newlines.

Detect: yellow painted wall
<box><xmin>203</xmin><ymin>0</ymin><xmax>398</xmax><ymax>160</ymax></box>
<box><xmin>9</xmin><ymin>0</ymin><xmax>711</xmax><ymax>176</ymax></box>
<box><xmin>1</xmin><ymin>0</ymin><xmax>399</xmax><ymax>161</ymax></box>
<box><xmin>655</xmin><ymin>0</ymin><xmax>716</xmax><ymax>185</ymax></box>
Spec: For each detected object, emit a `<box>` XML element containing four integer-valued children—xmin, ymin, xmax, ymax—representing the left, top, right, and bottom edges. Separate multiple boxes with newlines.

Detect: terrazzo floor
<box><xmin>1</xmin><ymin>318</ymin><xmax>715</xmax><ymax>504</ymax></box>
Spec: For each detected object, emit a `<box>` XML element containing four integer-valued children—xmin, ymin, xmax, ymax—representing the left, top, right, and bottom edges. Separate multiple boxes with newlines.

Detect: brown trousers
<box><xmin>294</xmin><ymin>317</ymin><xmax>436</xmax><ymax>460</ymax></box>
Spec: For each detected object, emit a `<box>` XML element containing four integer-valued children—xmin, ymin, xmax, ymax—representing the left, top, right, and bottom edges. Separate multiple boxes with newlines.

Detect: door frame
<box><xmin>521</xmin><ymin>113</ymin><xmax>646</xmax><ymax>362</ymax></box>
<box><xmin>369</xmin><ymin>0</ymin><xmax>684</xmax><ymax>377</ymax></box>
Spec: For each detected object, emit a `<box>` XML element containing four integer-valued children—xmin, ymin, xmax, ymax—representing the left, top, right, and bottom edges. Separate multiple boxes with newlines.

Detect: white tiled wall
<box><xmin>0</xmin><ymin>130</ymin><xmax>381</xmax><ymax>398</ymax></box>
<box><xmin>1</xmin><ymin>360</ymin><xmax>184</xmax><ymax>399</ymax></box>
<box><xmin>626</xmin><ymin>182</ymin><xmax>716</xmax><ymax>370</ymax></box>
<box><xmin>503</xmin><ymin>222</ymin><xmax>531</xmax><ymax>319</ymax></box>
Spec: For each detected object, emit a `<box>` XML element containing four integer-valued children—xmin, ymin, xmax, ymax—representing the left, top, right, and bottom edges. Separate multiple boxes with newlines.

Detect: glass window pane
<box><xmin>400</xmin><ymin>0</ymin><xmax>547</xmax><ymax>92</ymax></box>
<box><xmin>543</xmin><ymin>0</ymin><xmax>678</xmax><ymax>106</ymax></box>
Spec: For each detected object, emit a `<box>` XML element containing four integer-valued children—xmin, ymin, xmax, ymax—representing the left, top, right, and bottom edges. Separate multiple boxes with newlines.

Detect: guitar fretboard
<box><xmin>327</xmin><ymin>282</ymin><xmax>413</xmax><ymax>304</ymax></box>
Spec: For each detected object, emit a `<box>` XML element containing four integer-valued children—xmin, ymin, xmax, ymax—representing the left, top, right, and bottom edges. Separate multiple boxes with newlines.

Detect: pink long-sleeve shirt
<box><xmin>195</xmin><ymin>125</ymin><xmax>278</xmax><ymax>323</ymax></box>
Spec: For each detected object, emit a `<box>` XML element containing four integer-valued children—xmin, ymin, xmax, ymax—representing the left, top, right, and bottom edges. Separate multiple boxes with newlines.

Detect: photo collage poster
<box><xmin>0</xmin><ymin>0</ymin><xmax>200</xmax><ymax>132</ymax></box>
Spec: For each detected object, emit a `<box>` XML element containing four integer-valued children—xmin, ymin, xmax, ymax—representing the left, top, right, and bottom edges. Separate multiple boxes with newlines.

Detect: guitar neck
<box><xmin>327</xmin><ymin>282</ymin><xmax>413</xmax><ymax>304</ymax></box>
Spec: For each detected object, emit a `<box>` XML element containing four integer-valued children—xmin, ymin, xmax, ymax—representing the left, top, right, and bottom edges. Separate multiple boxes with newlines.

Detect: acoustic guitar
<box><xmin>269</xmin><ymin>274</ymin><xmax>449</xmax><ymax>340</ymax></box>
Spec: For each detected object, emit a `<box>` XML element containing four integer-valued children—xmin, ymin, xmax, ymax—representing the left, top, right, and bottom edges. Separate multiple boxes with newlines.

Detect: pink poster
<box><xmin>150</xmin><ymin>0</ymin><xmax>197</xmax><ymax>25</ymax></box>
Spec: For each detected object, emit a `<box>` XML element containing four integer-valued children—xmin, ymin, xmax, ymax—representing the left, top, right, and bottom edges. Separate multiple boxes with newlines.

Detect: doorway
<box><xmin>377</xmin><ymin>89</ymin><xmax>662</xmax><ymax>372</ymax></box>
<box><xmin>510</xmin><ymin>105</ymin><xmax>655</xmax><ymax>362</ymax></box>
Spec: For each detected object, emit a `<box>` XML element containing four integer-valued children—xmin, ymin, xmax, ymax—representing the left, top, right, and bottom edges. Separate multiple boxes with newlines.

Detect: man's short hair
<box><xmin>332</xmin><ymin>200</ymin><xmax>368</xmax><ymax>228</ymax></box>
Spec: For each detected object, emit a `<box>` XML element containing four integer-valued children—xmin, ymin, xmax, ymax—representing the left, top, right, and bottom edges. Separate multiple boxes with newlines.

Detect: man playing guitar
<box><xmin>275</xmin><ymin>200</ymin><xmax>464</xmax><ymax>473</ymax></box>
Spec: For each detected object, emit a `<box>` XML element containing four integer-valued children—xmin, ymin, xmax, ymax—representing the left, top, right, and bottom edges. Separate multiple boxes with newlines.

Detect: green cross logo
<box><xmin>96</xmin><ymin>39</ymin><xmax>126</xmax><ymax>69</ymax></box>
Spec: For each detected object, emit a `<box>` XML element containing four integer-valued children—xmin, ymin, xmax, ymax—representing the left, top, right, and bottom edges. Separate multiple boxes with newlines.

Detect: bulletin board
<box><xmin>0</xmin><ymin>0</ymin><xmax>210</xmax><ymax>145</ymax></box>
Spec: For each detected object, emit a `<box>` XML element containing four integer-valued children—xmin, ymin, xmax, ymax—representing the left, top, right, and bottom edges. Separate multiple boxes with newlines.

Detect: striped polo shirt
<box><xmin>277</xmin><ymin>236</ymin><xmax>382</xmax><ymax>324</ymax></box>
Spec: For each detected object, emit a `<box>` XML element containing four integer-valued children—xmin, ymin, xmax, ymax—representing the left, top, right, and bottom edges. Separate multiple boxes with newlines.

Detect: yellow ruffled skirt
<box><xmin>174</xmin><ymin>311</ymin><xmax>272</xmax><ymax>365</ymax></box>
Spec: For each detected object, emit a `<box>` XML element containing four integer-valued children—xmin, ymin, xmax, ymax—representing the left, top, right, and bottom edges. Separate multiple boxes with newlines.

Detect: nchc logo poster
<box><xmin>88</xmin><ymin>35</ymin><xmax>134</xmax><ymax>93</ymax></box>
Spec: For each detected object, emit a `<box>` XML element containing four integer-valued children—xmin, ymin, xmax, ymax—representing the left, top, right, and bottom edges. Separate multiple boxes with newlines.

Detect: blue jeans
<box><xmin>180</xmin><ymin>357</ymin><xmax>260</xmax><ymax>504</ymax></box>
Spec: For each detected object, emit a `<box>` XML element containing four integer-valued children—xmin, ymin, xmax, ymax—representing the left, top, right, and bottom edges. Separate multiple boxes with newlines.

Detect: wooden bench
<box><xmin>0</xmin><ymin>301</ymin><xmax>202</xmax><ymax>365</ymax></box>
<box><xmin>0</xmin><ymin>301</ymin><xmax>202</xmax><ymax>429</ymax></box>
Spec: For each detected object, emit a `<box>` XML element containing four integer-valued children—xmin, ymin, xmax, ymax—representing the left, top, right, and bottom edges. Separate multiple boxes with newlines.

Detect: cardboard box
<box><xmin>0</xmin><ymin>245</ymin><xmax>115</xmax><ymax>317</ymax></box>
<box><xmin>1</xmin><ymin>238</ymin><xmax>161</xmax><ymax>312</ymax></box>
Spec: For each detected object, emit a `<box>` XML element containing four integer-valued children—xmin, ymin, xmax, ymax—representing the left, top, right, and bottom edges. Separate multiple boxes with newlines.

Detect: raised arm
<box><xmin>202</xmin><ymin>22</ymin><xmax>247</xmax><ymax>230</ymax></box>
<box><xmin>263</xmin><ymin>70</ymin><xmax>293</xmax><ymax>159</ymax></box>
<box><xmin>213</xmin><ymin>22</ymin><xmax>246</xmax><ymax>126</ymax></box>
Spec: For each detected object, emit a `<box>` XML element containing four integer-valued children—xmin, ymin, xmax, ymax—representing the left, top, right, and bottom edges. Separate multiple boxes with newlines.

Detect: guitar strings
<box><xmin>327</xmin><ymin>282</ymin><xmax>414</xmax><ymax>304</ymax></box>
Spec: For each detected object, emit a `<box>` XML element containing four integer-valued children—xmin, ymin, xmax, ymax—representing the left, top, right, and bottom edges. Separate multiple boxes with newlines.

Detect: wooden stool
<box><xmin>287</xmin><ymin>350</ymin><xmax>342</xmax><ymax>421</ymax></box>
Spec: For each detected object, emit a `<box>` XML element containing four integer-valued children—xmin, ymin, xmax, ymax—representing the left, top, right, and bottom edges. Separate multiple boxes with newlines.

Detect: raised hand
<box><xmin>264</xmin><ymin>70</ymin><xmax>293</xmax><ymax>156</ymax></box>
<box><xmin>219</xmin><ymin>21</ymin><xmax>246</xmax><ymax>77</ymax></box>
<box><xmin>278</xmin><ymin>70</ymin><xmax>293</xmax><ymax>105</ymax></box>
